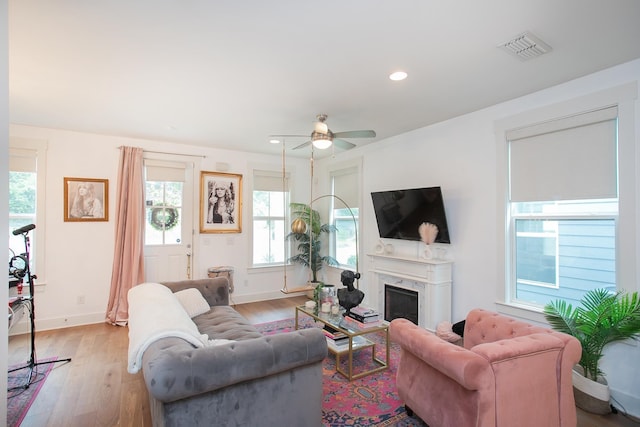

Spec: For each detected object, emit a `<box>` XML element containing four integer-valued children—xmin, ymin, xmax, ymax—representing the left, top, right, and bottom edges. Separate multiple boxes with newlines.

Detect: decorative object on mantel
<box><xmin>337</xmin><ymin>270</ymin><xmax>364</xmax><ymax>316</ymax></box>
<box><xmin>418</xmin><ymin>222</ymin><xmax>438</xmax><ymax>259</ymax></box>
<box><xmin>544</xmin><ymin>288</ymin><xmax>640</xmax><ymax>414</ymax></box>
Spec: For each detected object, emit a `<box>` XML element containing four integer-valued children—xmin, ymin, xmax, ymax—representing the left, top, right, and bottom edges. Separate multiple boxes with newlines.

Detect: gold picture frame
<box><xmin>199</xmin><ymin>171</ymin><xmax>242</xmax><ymax>233</ymax></box>
<box><xmin>64</xmin><ymin>177</ymin><xmax>109</xmax><ymax>222</ymax></box>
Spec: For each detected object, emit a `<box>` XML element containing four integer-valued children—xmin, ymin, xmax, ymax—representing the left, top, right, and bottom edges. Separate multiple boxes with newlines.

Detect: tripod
<box><xmin>8</xmin><ymin>224</ymin><xmax>72</xmax><ymax>390</ymax></box>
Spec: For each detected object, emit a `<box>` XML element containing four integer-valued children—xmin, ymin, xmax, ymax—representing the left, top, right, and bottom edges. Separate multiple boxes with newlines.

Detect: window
<box><xmin>9</xmin><ymin>140</ymin><xmax>47</xmax><ymax>283</ymax></box>
<box><xmin>330</xmin><ymin>167</ymin><xmax>359</xmax><ymax>269</ymax></box>
<box><xmin>252</xmin><ymin>170</ymin><xmax>289</xmax><ymax>266</ymax></box>
<box><xmin>506</xmin><ymin>106</ymin><xmax>619</xmax><ymax>307</ymax></box>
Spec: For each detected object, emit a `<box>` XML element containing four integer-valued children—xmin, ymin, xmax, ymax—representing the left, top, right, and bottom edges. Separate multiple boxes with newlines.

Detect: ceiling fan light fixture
<box><xmin>312</xmin><ymin>138</ymin><xmax>332</xmax><ymax>149</ymax></box>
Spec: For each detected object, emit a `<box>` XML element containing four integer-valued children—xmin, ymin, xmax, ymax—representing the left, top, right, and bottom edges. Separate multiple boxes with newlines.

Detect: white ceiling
<box><xmin>9</xmin><ymin>1</ymin><xmax>640</xmax><ymax>157</ymax></box>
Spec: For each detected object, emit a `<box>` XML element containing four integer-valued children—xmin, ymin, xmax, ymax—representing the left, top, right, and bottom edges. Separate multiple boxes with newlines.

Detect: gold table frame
<box><xmin>295</xmin><ymin>305</ymin><xmax>390</xmax><ymax>381</ymax></box>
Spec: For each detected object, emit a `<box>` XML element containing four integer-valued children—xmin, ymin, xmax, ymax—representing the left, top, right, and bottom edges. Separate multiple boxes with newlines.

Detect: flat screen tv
<box><xmin>371</xmin><ymin>186</ymin><xmax>450</xmax><ymax>243</ymax></box>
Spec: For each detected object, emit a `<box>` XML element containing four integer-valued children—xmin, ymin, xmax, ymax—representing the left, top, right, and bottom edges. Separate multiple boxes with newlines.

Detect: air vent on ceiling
<box><xmin>499</xmin><ymin>31</ymin><xmax>552</xmax><ymax>61</ymax></box>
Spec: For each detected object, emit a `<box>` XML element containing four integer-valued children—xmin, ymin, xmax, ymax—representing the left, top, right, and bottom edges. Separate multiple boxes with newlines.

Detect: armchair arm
<box><xmin>390</xmin><ymin>318</ymin><xmax>491</xmax><ymax>390</ymax></box>
<box><xmin>143</xmin><ymin>328</ymin><xmax>328</xmax><ymax>403</ymax></box>
<box><xmin>161</xmin><ymin>277</ymin><xmax>230</xmax><ymax>307</ymax></box>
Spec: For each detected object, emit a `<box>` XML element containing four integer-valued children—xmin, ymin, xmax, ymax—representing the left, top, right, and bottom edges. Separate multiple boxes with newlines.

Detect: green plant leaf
<box><xmin>544</xmin><ymin>288</ymin><xmax>640</xmax><ymax>382</ymax></box>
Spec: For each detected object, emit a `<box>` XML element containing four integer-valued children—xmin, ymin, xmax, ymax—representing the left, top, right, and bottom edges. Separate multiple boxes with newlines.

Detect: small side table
<box><xmin>207</xmin><ymin>266</ymin><xmax>234</xmax><ymax>293</ymax></box>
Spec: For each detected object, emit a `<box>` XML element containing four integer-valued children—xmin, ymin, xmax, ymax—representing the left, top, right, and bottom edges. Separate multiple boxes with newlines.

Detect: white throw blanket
<box><xmin>127</xmin><ymin>282</ymin><xmax>208</xmax><ymax>374</ymax></box>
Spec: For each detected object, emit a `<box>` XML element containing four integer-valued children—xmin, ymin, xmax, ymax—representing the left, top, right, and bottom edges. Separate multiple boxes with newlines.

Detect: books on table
<box><xmin>347</xmin><ymin>306</ymin><xmax>380</xmax><ymax>323</ymax></box>
<box><xmin>323</xmin><ymin>325</ymin><xmax>348</xmax><ymax>343</ymax></box>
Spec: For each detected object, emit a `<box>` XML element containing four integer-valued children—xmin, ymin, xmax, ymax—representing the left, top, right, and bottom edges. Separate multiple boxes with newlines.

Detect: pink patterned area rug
<box><xmin>7</xmin><ymin>358</ymin><xmax>57</xmax><ymax>427</ymax></box>
<box><xmin>254</xmin><ymin>318</ymin><xmax>428</xmax><ymax>427</ymax></box>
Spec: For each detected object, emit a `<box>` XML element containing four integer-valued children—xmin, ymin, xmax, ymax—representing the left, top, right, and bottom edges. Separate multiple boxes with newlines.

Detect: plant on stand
<box><xmin>287</xmin><ymin>202</ymin><xmax>338</xmax><ymax>288</ymax></box>
<box><xmin>543</xmin><ymin>288</ymin><xmax>640</xmax><ymax>414</ymax></box>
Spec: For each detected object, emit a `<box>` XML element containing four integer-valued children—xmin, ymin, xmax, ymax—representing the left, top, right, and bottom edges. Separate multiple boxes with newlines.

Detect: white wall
<box><xmin>317</xmin><ymin>58</ymin><xmax>640</xmax><ymax>416</ymax></box>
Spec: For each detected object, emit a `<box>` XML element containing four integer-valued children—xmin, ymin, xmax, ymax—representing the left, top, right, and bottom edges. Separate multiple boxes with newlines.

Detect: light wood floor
<box><xmin>8</xmin><ymin>295</ymin><xmax>639</xmax><ymax>427</ymax></box>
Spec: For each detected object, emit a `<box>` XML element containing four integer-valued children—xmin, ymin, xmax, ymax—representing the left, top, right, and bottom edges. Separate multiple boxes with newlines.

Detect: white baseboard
<box><xmin>611</xmin><ymin>388</ymin><xmax>640</xmax><ymax>418</ymax></box>
<box><xmin>9</xmin><ymin>311</ymin><xmax>106</xmax><ymax>336</ymax></box>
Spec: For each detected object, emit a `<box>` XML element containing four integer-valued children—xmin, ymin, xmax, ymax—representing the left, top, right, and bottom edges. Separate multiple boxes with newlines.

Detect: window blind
<box><xmin>254</xmin><ymin>170</ymin><xmax>289</xmax><ymax>192</ymax></box>
<box><xmin>508</xmin><ymin>106</ymin><xmax>617</xmax><ymax>202</ymax></box>
<box><xmin>9</xmin><ymin>148</ymin><xmax>37</xmax><ymax>172</ymax></box>
<box><xmin>145</xmin><ymin>159</ymin><xmax>187</xmax><ymax>182</ymax></box>
<box><xmin>331</xmin><ymin>167</ymin><xmax>359</xmax><ymax>208</ymax></box>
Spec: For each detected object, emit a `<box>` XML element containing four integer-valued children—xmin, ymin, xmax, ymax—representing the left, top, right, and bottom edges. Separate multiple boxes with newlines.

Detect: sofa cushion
<box><xmin>175</xmin><ymin>288</ymin><xmax>210</xmax><ymax>318</ymax></box>
<box><xmin>194</xmin><ymin>305</ymin><xmax>263</xmax><ymax>341</ymax></box>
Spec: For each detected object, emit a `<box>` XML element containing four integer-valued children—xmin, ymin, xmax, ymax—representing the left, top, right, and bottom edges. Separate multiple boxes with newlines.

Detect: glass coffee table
<box><xmin>295</xmin><ymin>305</ymin><xmax>390</xmax><ymax>381</ymax></box>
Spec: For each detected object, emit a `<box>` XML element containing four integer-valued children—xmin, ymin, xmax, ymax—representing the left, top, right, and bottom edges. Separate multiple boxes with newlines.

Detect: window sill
<box><xmin>247</xmin><ymin>264</ymin><xmax>290</xmax><ymax>274</ymax></box>
<box><xmin>495</xmin><ymin>301</ymin><xmax>547</xmax><ymax>326</ymax></box>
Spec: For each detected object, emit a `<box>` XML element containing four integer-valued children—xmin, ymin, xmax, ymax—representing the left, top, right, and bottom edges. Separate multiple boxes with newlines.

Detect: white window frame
<box><xmin>495</xmin><ymin>83</ymin><xmax>637</xmax><ymax>322</ymax></box>
<box><xmin>251</xmin><ymin>169</ymin><xmax>291</xmax><ymax>268</ymax></box>
<box><xmin>9</xmin><ymin>138</ymin><xmax>48</xmax><ymax>286</ymax></box>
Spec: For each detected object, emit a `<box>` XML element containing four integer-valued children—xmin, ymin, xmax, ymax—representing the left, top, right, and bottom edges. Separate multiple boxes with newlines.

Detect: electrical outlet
<box><xmin>77</xmin><ymin>295</ymin><xmax>86</xmax><ymax>305</ymax></box>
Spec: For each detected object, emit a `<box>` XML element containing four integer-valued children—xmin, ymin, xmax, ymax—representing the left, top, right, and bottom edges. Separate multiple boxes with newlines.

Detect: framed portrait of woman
<box><xmin>64</xmin><ymin>177</ymin><xmax>109</xmax><ymax>222</ymax></box>
<box><xmin>199</xmin><ymin>171</ymin><xmax>242</xmax><ymax>233</ymax></box>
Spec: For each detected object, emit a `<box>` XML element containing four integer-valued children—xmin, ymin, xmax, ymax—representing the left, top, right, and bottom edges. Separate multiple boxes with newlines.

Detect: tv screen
<box><xmin>371</xmin><ymin>186</ymin><xmax>450</xmax><ymax>243</ymax></box>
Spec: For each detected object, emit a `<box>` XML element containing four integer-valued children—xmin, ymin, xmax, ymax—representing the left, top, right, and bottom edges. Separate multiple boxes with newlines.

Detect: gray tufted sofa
<box><xmin>135</xmin><ymin>277</ymin><xmax>328</xmax><ymax>427</ymax></box>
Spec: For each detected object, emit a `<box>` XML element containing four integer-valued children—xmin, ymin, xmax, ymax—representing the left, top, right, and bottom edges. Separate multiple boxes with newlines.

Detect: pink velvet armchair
<box><xmin>390</xmin><ymin>309</ymin><xmax>581</xmax><ymax>427</ymax></box>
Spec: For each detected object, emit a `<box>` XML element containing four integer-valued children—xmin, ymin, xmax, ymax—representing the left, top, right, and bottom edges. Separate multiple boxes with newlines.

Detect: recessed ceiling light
<box><xmin>269</xmin><ymin>139</ymin><xmax>281</xmax><ymax>144</ymax></box>
<box><xmin>389</xmin><ymin>71</ymin><xmax>408</xmax><ymax>81</ymax></box>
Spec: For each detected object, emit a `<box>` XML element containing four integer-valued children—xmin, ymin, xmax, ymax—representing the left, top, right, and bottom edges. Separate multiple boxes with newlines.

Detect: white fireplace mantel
<box><xmin>369</xmin><ymin>253</ymin><xmax>452</xmax><ymax>331</ymax></box>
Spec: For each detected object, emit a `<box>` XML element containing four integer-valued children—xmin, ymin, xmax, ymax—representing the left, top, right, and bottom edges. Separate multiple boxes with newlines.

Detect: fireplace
<box><xmin>384</xmin><ymin>284</ymin><xmax>419</xmax><ymax>325</ymax></box>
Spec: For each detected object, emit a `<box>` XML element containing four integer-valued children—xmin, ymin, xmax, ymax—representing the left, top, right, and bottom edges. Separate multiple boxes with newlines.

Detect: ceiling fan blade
<box><xmin>332</xmin><ymin>130</ymin><xmax>376</xmax><ymax>139</ymax></box>
<box><xmin>269</xmin><ymin>134</ymin><xmax>308</xmax><ymax>138</ymax></box>
<box><xmin>293</xmin><ymin>141</ymin><xmax>312</xmax><ymax>150</ymax></box>
<box><xmin>333</xmin><ymin>139</ymin><xmax>356</xmax><ymax>150</ymax></box>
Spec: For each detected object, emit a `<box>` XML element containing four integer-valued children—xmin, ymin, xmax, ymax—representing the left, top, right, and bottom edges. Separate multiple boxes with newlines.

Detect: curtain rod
<box><xmin>117</xmin><ymin>146</ymin><xmax>207</xmax><ymax>158</ymax></box>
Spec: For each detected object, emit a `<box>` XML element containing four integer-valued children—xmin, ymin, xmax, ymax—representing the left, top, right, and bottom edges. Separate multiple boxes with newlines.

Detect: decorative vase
<box><xmin>319</xmin><ymin>284</ymin><xmax>336</xmax><ymax>305</ymax></box>
<box><xmin>572</xmin><ymin>366</ymin><xmax>611</xmax><ymax>414</ymax></box>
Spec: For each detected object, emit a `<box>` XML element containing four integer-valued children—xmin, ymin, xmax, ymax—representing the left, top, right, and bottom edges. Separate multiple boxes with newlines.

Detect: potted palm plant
<box><xmin>287</xmin><ymin>202</ymin><xmax>338</xmax><ymax>285</ymax></box>
<box><xmin>543</xmin><ymin>288</ymin><xmax>640</xmax><ymax>414</ymax></box>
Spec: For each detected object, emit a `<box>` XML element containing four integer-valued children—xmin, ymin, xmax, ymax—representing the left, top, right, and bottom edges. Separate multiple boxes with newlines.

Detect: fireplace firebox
<box><xmin>384</xmin><ymin>284</ymin><xmax>419</xmax><ymax>325</ymax></box>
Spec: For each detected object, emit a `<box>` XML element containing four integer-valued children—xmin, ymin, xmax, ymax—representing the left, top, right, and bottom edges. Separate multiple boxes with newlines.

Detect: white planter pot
<box><xmin>572</xmin><ymin>367</ymin><xmax>611</xmax><ymax>414</ymax></box>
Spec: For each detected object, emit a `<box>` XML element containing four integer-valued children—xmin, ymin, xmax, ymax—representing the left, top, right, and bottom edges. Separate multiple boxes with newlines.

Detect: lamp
<box><xmin>308</xmin><ymin>194</ymin><xmax>359</xmax><ymax>286</ymax></box>
<box><xmin>311</xmin><ymin>131</ymin><xmax>332</xmax><ymax>150</ymax></box>
<box><xmin>281</xmin><ymin>144</ymin><xmax>360</xmax><ymax>292</ymax></box>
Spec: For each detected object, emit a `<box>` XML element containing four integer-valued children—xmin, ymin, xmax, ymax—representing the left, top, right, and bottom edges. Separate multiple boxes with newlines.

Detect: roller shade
<box><xmin>332</xmin><ymin>167</ymin><xmax>359</xmax><ymax>208</ymax></box>
<box><xmin>254</xmin><ymin>170</ymin><xmax>289</xmax><ymax>192</ymax></box>
<box><xmin>9</xmin><ymin>148</ymin><xmax>37</xmax><ymax>172</ymax></box>
<box><xmin>508</xmin><ymin>106</ymin><xmax>617</xmax><ymax>202</ymax></box>
<box><xmin>145</xmin><ymin>159</ymin><xmax>186</xmax><ymax>182</ymax></box>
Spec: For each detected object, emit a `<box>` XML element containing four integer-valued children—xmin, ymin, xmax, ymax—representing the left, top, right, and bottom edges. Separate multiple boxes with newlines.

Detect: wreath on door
<box><xmin>148</xmin><ymin>205</ymin><xmax>179</xmax><ymax>231</ymax></box>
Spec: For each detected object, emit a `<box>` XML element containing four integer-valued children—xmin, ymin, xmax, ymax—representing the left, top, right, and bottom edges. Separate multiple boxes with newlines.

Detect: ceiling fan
<box><xmin>273</xmin><ymin>114</ymin><xmax>376</xmax><ymax>151</ymax></box>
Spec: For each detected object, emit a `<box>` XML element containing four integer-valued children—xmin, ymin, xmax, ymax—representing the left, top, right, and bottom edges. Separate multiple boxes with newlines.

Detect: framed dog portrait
<box><xmin>200</xmin><ymin>171</ymin><xmax>242</xmax><ymax>233</ymax></box>
<box><xmin>64</xmin><ymin>177</ymin><xmax>109</xmax><ymax>222</ymax></box>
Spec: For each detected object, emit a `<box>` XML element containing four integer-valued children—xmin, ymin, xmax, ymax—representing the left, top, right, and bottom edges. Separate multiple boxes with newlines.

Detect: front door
<box><xmin>143</xmin><ymin>157</ymin><xmax>195</xmax><ymax>282</ymax></box>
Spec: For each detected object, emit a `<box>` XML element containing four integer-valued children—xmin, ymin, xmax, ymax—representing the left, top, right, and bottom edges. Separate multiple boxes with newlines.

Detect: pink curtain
<box><xmin>105</xmin><ymin>146</ymin><xmax>145</xmax><ymax>326</ymax></box>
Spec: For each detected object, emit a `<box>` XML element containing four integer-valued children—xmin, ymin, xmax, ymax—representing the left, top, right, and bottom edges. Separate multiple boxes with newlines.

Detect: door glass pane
<box><xmin>145</xmin><ymin>181</ymin><xmax>183</xmax><ymax>245</ymax></box>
